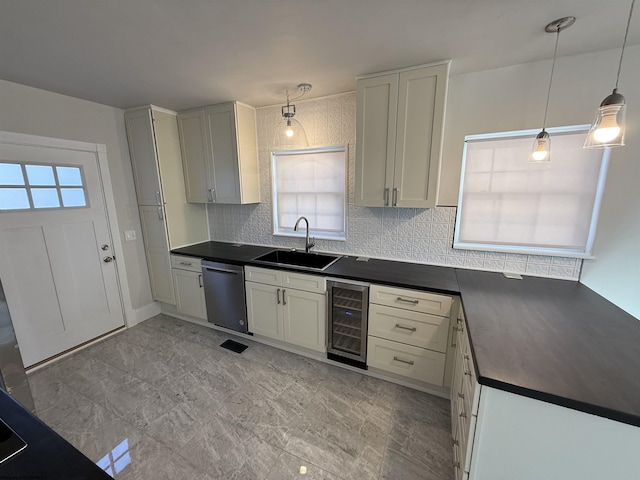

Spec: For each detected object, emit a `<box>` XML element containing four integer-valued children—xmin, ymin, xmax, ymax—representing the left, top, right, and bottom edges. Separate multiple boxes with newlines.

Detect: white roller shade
<box><xmin>273</xmin><ymin>146</ymin><xmax>346</xmax><ymax>239</ymax></box>
<box><xmin>454</xmin><ymin>126</ymin><xmax>609</xmax><ymax>257</ymax></box>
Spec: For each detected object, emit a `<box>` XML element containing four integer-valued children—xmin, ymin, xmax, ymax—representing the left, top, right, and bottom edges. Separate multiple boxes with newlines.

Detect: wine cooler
<box><xmin>327</xmin><ymin>280</ymin><xmax>369</xmax><ymax>368</ymax></box>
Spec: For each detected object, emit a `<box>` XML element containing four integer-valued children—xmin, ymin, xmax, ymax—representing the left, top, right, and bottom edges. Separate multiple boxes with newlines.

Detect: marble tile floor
<box><xmin>28</xmin><ymin>314</ymin><xmax>453</xmax><ymax>480</ymax></box>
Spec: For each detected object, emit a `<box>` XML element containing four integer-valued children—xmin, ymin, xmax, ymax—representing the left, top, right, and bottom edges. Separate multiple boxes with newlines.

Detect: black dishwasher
<box><xmin>201</xmin><ymin>260</ymin><xmax>248</xmax><ymax>334</ymax></box>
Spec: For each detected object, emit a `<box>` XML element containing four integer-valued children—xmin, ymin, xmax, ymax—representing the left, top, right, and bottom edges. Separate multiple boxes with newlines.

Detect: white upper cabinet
<box><xmin>177</xmin><ymin>101</ymin><xmax>260</xmax><ymax>204</ymax></box>
<box><xmin>125</xmin><ymin>108</ymin><xmax>163</xmax><ymax>206</ymax></box>
<box><xmin>355</xmin><ymin>62</ymin><xmax>449</xmax><ymax>208</ymax></box>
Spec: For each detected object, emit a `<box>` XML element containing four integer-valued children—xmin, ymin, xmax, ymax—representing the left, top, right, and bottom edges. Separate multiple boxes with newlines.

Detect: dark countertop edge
<box><xmin>478</xmin><ymin>376</ymin><xmax>640</xmax><ymax>428</ymax></box>
<box><xmin>321</xmin><ymin>269</ymin><xmax>460</xmax><ymax>296</ymax></box>
<box><xmin>171</xmin><ymin>244</ymin><xmax>462</xmax><ymax>296</ymax></box>
<box><xmin>0</xmin><ymin>390</ymin><xmax>111</xmax><ymax>478</ymax></box>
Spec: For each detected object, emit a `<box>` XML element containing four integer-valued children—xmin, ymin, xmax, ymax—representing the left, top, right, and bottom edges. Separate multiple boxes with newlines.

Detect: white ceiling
<box><xmin>1</xmin><ymin>0</ymin><xmax>637</xmax><ymax>110</ymax></box>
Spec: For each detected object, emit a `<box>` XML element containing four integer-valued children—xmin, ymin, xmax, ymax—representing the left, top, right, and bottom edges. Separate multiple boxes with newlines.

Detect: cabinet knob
<box><xmin>103</xmin><ymin>256</ymin><xmax>114</xmax><ymax>263</ymax></box>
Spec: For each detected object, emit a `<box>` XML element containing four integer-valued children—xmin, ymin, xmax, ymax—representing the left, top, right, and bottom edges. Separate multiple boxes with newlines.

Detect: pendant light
<box><xmin>273</xmin><ymin>83</ymin><xmax>312</xmax><ymax>150</ymax></box>
<box><xmin>530</xmin><ymin>16</ymin><xmax>576</xmax><ymax>163</ymax></box>
<box><xmin>584</xmin><ymin>0</ymin><xmax>635</xmax><ymax>148</ymax></box>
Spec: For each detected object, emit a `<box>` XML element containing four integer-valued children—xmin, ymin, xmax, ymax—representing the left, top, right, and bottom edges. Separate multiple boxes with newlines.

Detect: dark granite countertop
<box><xmin>173</xmin><ymin>241</ymin><xmax>640</xmax><ymax>427</ymax></box>
<box><xmin>455</xmin><ymin>269</ymin><xmax>640</xmax><ymax>427</ymax></box>
<box><xmin>172</xmin><ymin>241</ymin><xmax>274</xmax><ymax>266</ymax></box>
<box><xmin>324</xmin><ymin>256</ymin><xmax>460</xmax><ymax>295</ymax></box>
<box><xmin>172</xmin><ymin>241</ymin><xmax>460</xmax><ymax>294</ymax></box>
<box><xmin>0</xmin><ymin>390</ymin><xmax>111</xmax><ymax>479</ymax></box>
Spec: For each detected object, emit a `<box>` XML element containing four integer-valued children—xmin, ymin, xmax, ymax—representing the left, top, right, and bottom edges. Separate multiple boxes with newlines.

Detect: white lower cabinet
<box><xmin>245</xmin><ymin>281</ymin><xmax>282</xmax><ymax>339</ymax></box>
<box><xmin>245</xmin><ymin>266</ymin><xmax>326</xmax><ymax>353</ymax></box>
<box><xmin>452</xmin><ymin>309</ymin><xmax>640</xmax><ymax>480</ymax></box>
<box><xmin>367</xmin><ymin>284</ymin><xmax>453</xmax><ymax>386</ymax></box>
<box><xmin>171</xmin><ymin>255</ymin><xmax>206</xmax><ymax>320</ymax></box>
<box><xmin>367</xmin><ymin>336</ymin><xmax>446</xmax><ymax>384</ymax></box>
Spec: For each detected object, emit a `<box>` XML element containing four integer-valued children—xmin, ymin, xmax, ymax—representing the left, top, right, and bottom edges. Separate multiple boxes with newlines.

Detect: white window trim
<box><xmin>454</xmin><ymin>125</ymin><xmax>610</xmax><ymax>258</ymax></box>
<box><xmin>271</xmin><ymin>146</ymin><xmax>348</xmax><ymax>241</ymax></box>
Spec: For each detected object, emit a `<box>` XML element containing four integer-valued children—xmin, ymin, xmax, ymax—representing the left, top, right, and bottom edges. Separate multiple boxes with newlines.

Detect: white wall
<box><xmin>0</xmin><ymin>79</ymin><xmax>153</xmax><ymax>312</ymax></box>
<box><xmin>207</xmin><ymin>93</ymin><xmax>582</xmax><ymax>280</ymax></box>
<box><xmin>438</xmin><ymin>46</ymin><xmax>640</xmax><ymax>319</ymax></box>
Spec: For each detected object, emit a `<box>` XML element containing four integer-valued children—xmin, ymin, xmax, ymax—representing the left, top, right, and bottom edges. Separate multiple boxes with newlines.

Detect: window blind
<box><xmin>272</xmin><ymin>146</ymin><xmax>346</xmax><ymax>239</ymax></box>
<box><xmin>454</xmin><ymin>126</ymin><xmax>609</xmax><ymax>257</ymax></box>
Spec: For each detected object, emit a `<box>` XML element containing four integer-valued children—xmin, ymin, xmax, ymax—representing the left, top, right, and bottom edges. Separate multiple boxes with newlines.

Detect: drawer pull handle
<box><xmin>459</xmin><ymin>411</ymin><xmax>467</xmax><ymax>419</ymax></box>
<box><xmin>396</xmin><ymin>297</ymin><xmax>419</xmax><ymax>305</ymax></box>
<box><xmin>198</xmin><ymin>274</ymin><xmax>202</xmax><ymax>288</ymax></box>
<box><xmin>464</xmin><ymin>370</ymin><xmax>472</xmax><ymax>376</ymax></box>
<box><xmin>395</xmin><ymin>323</ymin><xmax>417</xmax><ymax>332</ymax></box>
<box><xmin>453</xmin><ymin>461</ymin><xmax>460</xmax><ymax>470</ymax></box>
<box><xmin>453</xmin><ymin>439</ymin><xmax>459</xmax><ymax>446</ymax></box>
<box><xmin>282</xmin><ymin>289</ymin><xmax>287</xmax><ymax>306</ymax></box>
<box><xmin>457</xmin><ymin>393</ymin><xmax>464</xmax><ymax>399</ymax></box>
<box><xmin>393</xmin><ymin>356</ymin><xmax>415</xmax><ymax>366</ymax></box>
<box><xmin>180</xmin><ymin>261</ymin><xmax>193</xmax><ymax>266</ymax></box>
<box><xmin>277</xmin><ymin>288</ymin><xmax>281</xmax><ymax>304</ymax></box>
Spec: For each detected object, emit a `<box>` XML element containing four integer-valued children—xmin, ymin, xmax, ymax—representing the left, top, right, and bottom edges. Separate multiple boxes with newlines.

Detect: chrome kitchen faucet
<box><xmin>294</xmin><ymin>216</ymin><xmax>315</xmax><ymax>253</ymax></box>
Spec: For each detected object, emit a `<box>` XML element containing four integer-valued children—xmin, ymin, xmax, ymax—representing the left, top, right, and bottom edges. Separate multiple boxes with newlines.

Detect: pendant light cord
<box><xmin>542</xmin><ymin>29</ymin><xmax>560</xmax><ymax>129</ymax></box>
<box><xmin>615</xmin><ymin>0</ymin><xmax>636</xmax><ymax>90</ymax></box>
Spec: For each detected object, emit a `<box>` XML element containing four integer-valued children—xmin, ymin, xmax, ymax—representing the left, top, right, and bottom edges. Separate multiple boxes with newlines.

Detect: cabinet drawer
<box><xmin>245</xmin><ymin>266</ymin><xmax>283</xmax><ymax>286</ymax></box>
<box><xmin>369</xmin><ymin>304</ymin><xmax>450</xmax><ymax>353</ymax></box>
<box><xmin>367</xmin><ymin>336</ymin><xmax>446</xmax><ymax>385</ymax></box>
<box><xmin>283</xmin><ymin>271</ymin><xmax>326</xmax><ymax>294</ymax></box>
<box><xmin>370</xmin><ymin>284</ymin><xmax>452</xmax><ymax>316</ymax></box>
<box><xmin>170</xmin><ymin>255</ymin><xmax>202</xmax><ymax>272</ymax></box>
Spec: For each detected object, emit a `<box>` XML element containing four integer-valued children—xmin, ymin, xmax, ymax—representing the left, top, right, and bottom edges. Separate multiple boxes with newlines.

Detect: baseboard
<box><xmin>130</xmin><ymin>302</ymin><xmax>161</xmax><ymax>326</ymax></box>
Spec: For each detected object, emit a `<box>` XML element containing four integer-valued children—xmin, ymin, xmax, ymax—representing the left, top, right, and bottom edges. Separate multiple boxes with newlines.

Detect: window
<box><xmin>0</xmin><ymin>162</ymin><xmax>88</xmax><ymax>211</ymax></box>
<box><xmin>272</xmin><ymin>146</ymin><xmax>347</xmax><ymax>240</ymax></box>
<box><xmin>454</xmin><ymin>125</ymin><xmax>609</xmax><ymax>258</ymax></box>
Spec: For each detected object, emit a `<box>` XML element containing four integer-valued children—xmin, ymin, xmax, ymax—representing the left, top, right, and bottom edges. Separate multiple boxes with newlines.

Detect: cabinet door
<box><xmin>172</xmin><ymin>268</ymin><xmax>206</xmax><ymax>319</ymax></box>
<box><xmin>139</xmin><ymin>205</ymin><xmax>175</xmax><ymax>304</ymax></box>
<box><xmin>282</xmin><ymin>289</ymin><xmax>326</xmax><ymax>353</ymax></box>
<box><xmin>205</xmin><ymin>103</ymin><xmax>242</xmax><ymax>204</ymax></box>
<box><xmin>355</xmin><ymin>74</ymin><xmax>398</xmax><ymax>207</ymax></box>
<box><xmin>246</xmin><ymin>281</ymin><xmax>282</xmax><ymax>340</ymax></box>
<box><xmin>125</xmin><ymin>108</ymin><xmax>162</xmax><ymax>206</ymax></box>
<box><xmin>177</xmin><ymin>109</ymin><xmax>211</xmax><ymax>203</ymax></box>
<box><xmin>393</xmin><ymin>63</ymin><xmax>449</xmax><ymax>208</ymax></box>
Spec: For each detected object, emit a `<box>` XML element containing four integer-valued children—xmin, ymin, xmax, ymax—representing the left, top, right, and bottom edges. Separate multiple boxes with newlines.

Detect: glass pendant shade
<box><xmin>530</xmin><ymin>130</ymin><xmax>551</xmax><ymax>162</ymax></box>
<box><xmin>273</xmin><ymin>117</ymin><xmax>309</xmax><ymax>150</ymax></box>
<box><xmin>584</xmin><ymin>89</ymin><xmax>626</xmax><ymax>148</ymax></box>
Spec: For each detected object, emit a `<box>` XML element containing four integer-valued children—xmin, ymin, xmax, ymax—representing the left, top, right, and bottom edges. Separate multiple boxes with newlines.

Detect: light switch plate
<box><xmin>124</xmin><ymin>230</ymin><xmax>137</xmax><ymax>241</ymax></box>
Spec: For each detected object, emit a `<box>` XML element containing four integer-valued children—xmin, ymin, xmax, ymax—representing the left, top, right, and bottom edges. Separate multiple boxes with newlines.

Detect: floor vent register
<box><xmin>220</xmin><ymin>339</ymin><xmax>249</xmax><ymax>354</ymax></box>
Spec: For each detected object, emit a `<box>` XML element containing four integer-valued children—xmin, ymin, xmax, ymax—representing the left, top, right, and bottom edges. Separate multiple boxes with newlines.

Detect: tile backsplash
<box><xmin>207</xmin><ymin>92</ymin><xmax>581</xmax><ymax>281</ymax></box>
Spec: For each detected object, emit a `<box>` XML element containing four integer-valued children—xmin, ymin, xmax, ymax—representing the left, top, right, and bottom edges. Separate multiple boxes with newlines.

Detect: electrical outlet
<box><xmin>124</xmin><ymin>230</ymin><xmax>137</xmax><ymax>242</ymax></box>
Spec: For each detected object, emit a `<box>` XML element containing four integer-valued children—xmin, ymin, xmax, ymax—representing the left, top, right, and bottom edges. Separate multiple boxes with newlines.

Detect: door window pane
<box><xmin>0</xmin><ymin>163</ymin><xmax>25</xmax><ymax>185</ymax></box>
<box><xmin>56</xmin><ymin>166</ymin><xmax>83</xmax><ymax>186</ymax></box>
<box><xmin>0</xmin><ymin>162</ymin><xmax>87</xmax><ymax>211</ymax></box>
<box><xmin>26</xmin><ymin>165</ymin><xmax>56</xmax><ymax>186</ymax></box>
<box><xmin>61</xmin><ymin>188</ymin><xmax>87</xmax><ymax>207</ymax></box>
<box><xmin>31</xmin><ymin>188</ymin><xmax>60</xmax><ymax>208</ymax></box>
<box><xmin>0</xmin><ymin>188</ymin><xmax>30</xmax><ymax>210</ymax></box>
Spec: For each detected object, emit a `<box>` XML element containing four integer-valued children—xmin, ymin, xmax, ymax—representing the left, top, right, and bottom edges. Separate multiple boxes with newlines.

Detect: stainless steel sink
<box><xmin>252</xmin><ymin>249</ymin><xmax>342</xmax><ymax>271</ymax></box>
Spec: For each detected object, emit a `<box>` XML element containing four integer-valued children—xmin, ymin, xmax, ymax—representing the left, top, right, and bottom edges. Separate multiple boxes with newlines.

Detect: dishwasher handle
<box><xmin>203</xmin><ymin>266</ymin><xmax>241</xmax><ymax>275</ymax></box>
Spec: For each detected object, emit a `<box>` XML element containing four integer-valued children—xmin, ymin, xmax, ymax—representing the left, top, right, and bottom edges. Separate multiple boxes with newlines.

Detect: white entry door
<box><xmin>0</xmin><ymin>137</ymin><xmax>125</xmax><ymax>367</ymax></box>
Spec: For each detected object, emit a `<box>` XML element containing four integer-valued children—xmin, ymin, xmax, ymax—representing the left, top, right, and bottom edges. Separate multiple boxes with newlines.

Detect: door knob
<box><xmin>103</xmin><ymin>256</ymin><xmax>114</xmax><ymax>263</ymax></box>
<box><xmin>101</xmin><ymin>244</ymin><xmax>109</xmax><ymax>251</ymax></box>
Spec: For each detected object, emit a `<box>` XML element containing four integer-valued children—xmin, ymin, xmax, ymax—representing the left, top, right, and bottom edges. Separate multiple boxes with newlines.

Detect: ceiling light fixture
<box><xmin>530</xmin><ymin>16</ymin><xmax>575</xmax><ymax>163</ymax></box>
<box><xmin>584</xmin><ymin>0</ymin><xmax>635</xmax><ymax>148</ymax></box>
<box><xmin>273</xmin><ymin>83</ymin><xmax>312</xmax><ymax>150</ymax></box>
